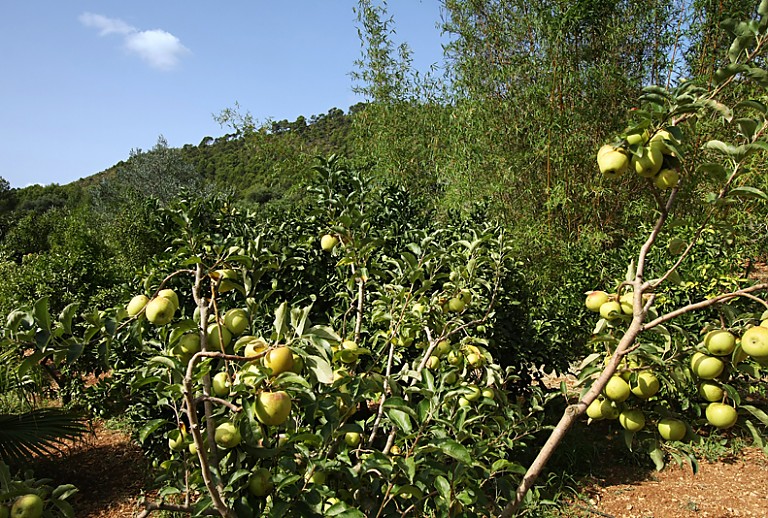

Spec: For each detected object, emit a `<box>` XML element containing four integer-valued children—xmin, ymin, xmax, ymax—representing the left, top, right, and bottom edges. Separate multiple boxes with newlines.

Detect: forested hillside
<box><xmin>1</xmin><ymin>1</ymin><xmax>768</xmax><ymax>516</ymax></box>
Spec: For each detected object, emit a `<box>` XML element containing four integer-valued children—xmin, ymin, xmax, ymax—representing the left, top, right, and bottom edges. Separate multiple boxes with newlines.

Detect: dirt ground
<box><xmin>569</xmin><ymin>447</ymin><xmax>768</xmax><ymax>518</ymax></box>
<box><xmin>27</xmin><ymin>420</ymin><xmax>768</xmax><ymax>518</ymax></box>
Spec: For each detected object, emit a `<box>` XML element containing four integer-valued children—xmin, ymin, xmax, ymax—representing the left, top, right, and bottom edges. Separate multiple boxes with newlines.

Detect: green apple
<box><xmin>320</xmin><ymin>234</ymin><xmax>339</xmax><ymax>251</ymax></box>
<box><xmin>691</xmin><ymin>352</ymin><xmax>724</xmax><ymax>379</ymax></box>
<box><xmin>223</xmin><ymin>308</ymin><xmax>249</xmax><ymax>336</ymax></box>
<box><xmin>248</xmin><ymin>468</ymin><xmax>274</xmax><ymax>497</ymax></box>
<box><xmin>657</xmin><ymin>418</ymin><xmax>686</xmax><ymax>441</ymax></box>
<box><xmin>706</xmin><ymin>402</ymin><xmax>738</xmax><ymax>429</ymax></box>
<box><xmin>447</xmin><ymin>350</ymin><xmax>463</xmax><ymax>366</ymax></box>
<box><xmin>126</xmin><ymin>294</ymin><xmax>149</xmax><ymax>317</ymax></box>
<box><xmin>654</xmin><ymin>168</ymin><xmax>679</xmax><ymax>190</ymax></box>
<box><xmin>605</xmin><ymin>376</ymin><xmax>631</xmax><ymax>402</ymax></box>
<box><xmin>698</xmin><ymin>381</ymin><xmax>724</xmax><ymax>402</ymax></box>
<box><xmin>158</xmin><ymin>289</ymin><xmax>179</xmax><ymax>311</ymax></box>
<box><xmin>212</xmin><ymin>371</ymin><xmax>231</xmax><ymax>397</ymax></box>
<box><xmin>168</xmin><ymin>428</ymin><xmax>187</xmax><ymax>451</ymax></box>
<box><xmin>619</xmin><ymin>409</ymin><xmax>646</xmax><ymax>432</ymax></box>
<box><xmin>212</xmin><ymin>269</ymin><xmax>238</xmax><ymax>292</ymax></box>
<box><xmin>597</xmin><ymin>145</ymin><xmax>629</xmax><ymax>178</ymax></box>
<box><xmin>255</xmin><ymin>390</ymin><xmax>292</xmax><ymax>426</ymax></box>
<box><xmin>206</xmin><ymin>323</ymin><xmax>232</xmax><ymax>350</ymax></box>
<box><xmin>291</xmin><ymin>353</ymin><xmax>304</xmax><ymax>374</ymax></box>
<box><xmin>145</xmin><ymin>297</ymin><xmax>176</xmax><ymax>325</ymax></box>
<box><xmin>632</xmin><ymin>143</ymin><xmax>664</xmax><ymax>178</ymax></box>
<box><xmin>585</xmin><ymin>291</ymin><xmax>609</xmax><ymax>312</ymax></box>
<box><xmin>344</xmin><ymin>431</ymin><xmax>362</xmax><ymax>447</ymax></box>
<box><xmin>242</xmin><ymin>337</ymin><xmax>269</xmax><ymax>358</ymax></box>
<box><xmin>740</xmin><ymin>325</ymin><xmax>768</xmax><ymax>358</ymax></box>
<box><xmin>466</xmin><ymin>352</ymin><xmax>484</xmax><ymax>367</ymax></box>
<box><xmin>619</xmin><ymin>291</ymin><xmax>634</xmax><ymax>314</ymax></box>
<box><xmin>425</xmin><ymin>355</ymin><xmax>440</xmax><ymax>370</ymax></box>
<box><xmin>443</xmin><ymin>371</ymin><xmax>458</xmax><ymax>385</ymax></box>
<box><xmin>10</xmin><ymin>494</ymin><xmax>44</xmax><ymax>518</ymax></box>
<box><xmin>263</xmin><ymin>346</ymin><xmax>294</xmax><ymax>376</ymax></box>
<box><xmin>626</xmin><ymin>130</ymin><xmax>649</xmax><ymax>146</ymax></box>
<box><xmin>586</xmin><ymin>398</ymin><xmax>618</xmax><ymax>420</ymax></box>
<box><xmin>178</xmin><ymin>333</ymin><xmax>201</xmax><ymax>355</ymax></box>
<box><xmin>214</xmin><ymin>422</ymin><xmax>241</xmax><ymax>448</ymax></box>
<box><xmin>481</xmin><ymin>388</ymin><xmax>495</xmax><ymax>400</ymax></box>
<box><xmin>464</xmin><ymin>385</ymin><xmax>482</xmax><ymax>402</ymax></box>
<box><xmin>434</xmin><ymin>339</ymin><xmax>451</xmax><ymax>357</ymax></box>
<box><xmin>599</xmin><ymin>300</ymin><xmax>622</xmax><ymax>320</ymax></box>
<box><xmin>704</xmin><ymin>330</ymin><xmax>736</xmax><ymax>356</ymax></box>
<box><xmin>447</xmin><ymin>297</ymin><xmax>466</xmax><ymax>313</ymax></box>
<box><xmin>630</xmin><ymin>370</ymin><xmax>660</xmax><ymax>398</ymax></box>
<box><xmin>650</xmin><ymin>128</ymin><xmax>679</xmax><ymax>154</ymax></box>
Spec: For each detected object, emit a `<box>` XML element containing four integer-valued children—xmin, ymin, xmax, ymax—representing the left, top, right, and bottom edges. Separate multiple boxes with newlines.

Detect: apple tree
<box><xmin>86</xmin><ymin>157</ymin><xmax>554</xmax><ymax>517</ymax></box>
<box><xmin>503</xmin><ymin>3</ymin><xmax>768</xmax><ymax>515</ymax></box>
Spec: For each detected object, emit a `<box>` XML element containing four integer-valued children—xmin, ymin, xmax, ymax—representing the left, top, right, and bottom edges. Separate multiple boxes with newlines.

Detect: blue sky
<box><xmin>0</xmin><ymin>1</ymin><xmax>446</xmax><ymax>188</ymax></box>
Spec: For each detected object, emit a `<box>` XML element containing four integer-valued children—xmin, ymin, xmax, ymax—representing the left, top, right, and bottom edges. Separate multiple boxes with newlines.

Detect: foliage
<box><xmin>0</xmin><ymin>410</ymin><xmax>88</xmax><ymax>466</ymax></box>
<box><xmin>0</xmin><ymin>461</ymin><xmax>78</xmax><ymax>518</ymax></box>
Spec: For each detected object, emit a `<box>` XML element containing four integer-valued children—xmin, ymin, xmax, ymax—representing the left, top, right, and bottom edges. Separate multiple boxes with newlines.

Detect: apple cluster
<box><xmin>596</xmin><ymin>128</ymin><xmax>681</xmax><ymax>190</ymax></box>
<box><xmin>0</xmin><ymin>494</ymin><xmax>44</xmax><ymax>518</ymax></box>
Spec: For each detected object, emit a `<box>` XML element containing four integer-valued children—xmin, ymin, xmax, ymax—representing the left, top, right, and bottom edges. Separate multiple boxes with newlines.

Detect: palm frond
<box><xmin>0</xmin><ymin>408</ymin><xmax>89</xmax><ymax>465</ymax></box>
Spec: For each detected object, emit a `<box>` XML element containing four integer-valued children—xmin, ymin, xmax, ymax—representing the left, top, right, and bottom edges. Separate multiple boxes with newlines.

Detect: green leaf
<box><xmin>734</xmin><ymin>99</ymin><xmax>767</xmax><ymax>114</ymax></box>
<box><xmin>649</xmin><ymin>443</ymin><xmax>665</xmax><ymax>471</ymax></box>
<box><xmin>34</xmin><ymin>297</ymin><xmax>51</xmax><ymax>333</ymax></box>
<box><xmin>703</xmin><ymin>139</ymin><xmax>739</xmax><ymax>156</ymax></box>
<box><xmin>437</xmin><ymin>439</ymin><xmax>472</xmax><ymax>465</ymax></box>
<box><xmin>138</xmin><ymin>419</ymin><xmax>168</xmax><ymax>443</ymax></box>
<box><xmin>149</xmin><ymin>356</ymin><xmax>176</xmax><ymax>369</ymax></box>
<box><xmin>66</xmin><ymin>342</ymin><xmax>84</xmax><ymax>365</ymax></box>
<box><xmin>305</xmin><ymin>355</ymin><xmax>333</xmax><ymax>385</ymax></box>
<box><xmin>742</xmin><ymin>405</ymin><xmax>768</xmax><ymax>427</ymax></box>
<box><xmin>273</xmin><ymin>301</ymin><xmax>288</xmax><ymax>341</ymax></box>
<box><xmin>435</xmin><ymin>475</ymin><xmax>451</xmax><ymax>500</ymax></box>
<box><xmin>385</xmin><ymin>408</ymin><xmax>412</xmax><ymax>434</ymax></box>
<box><xmin>58</xmin><ymin>303</ymin><xmax>79</xmax><ymax>336</ymax></box>
<box><xmin>726</xmin><ymin>187</ymin><xmax>768</xmax><ymax>200</ymax></box>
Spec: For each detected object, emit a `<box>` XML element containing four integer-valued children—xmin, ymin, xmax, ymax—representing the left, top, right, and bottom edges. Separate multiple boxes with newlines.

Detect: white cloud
<box><xmin>79</xmin><ymin>12</ymin><xmax>190</xmax><ymax>71</ymax></box>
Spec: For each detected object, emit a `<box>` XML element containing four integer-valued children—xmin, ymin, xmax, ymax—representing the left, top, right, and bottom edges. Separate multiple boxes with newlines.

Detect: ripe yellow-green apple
<box><xmin>447</xmin><ymin>350</ymin><xmax>463</xmax><ymax>366</ymax></box>
<box><xmin>698</xmin><ymin>381</ymin><xmax>724</xmax><ymax>402</ymax></box>
<box><xmin>188</xmin><ymin>441</ymin><xmax>198</xmax><ymax>455</ymax></box>
<box><xmin>586</xmin><ymin>398</ymin><xmax>618</xmax><ymax>420</ymax></box>
<box><xmin>481</xmin><ymin>388</ymin><xmax>495</xmax><ymax>400</ymax></box>
<box><xmin>460</xmin><ymin>289</ymin><xmax>472</xmax><ymax>305</ymax></box>
<box><xmin>619</xmin><ymin>409</ymin><xmax>646</xmax><ymax>432</ymax></box>
<box><xmin>214</xmin><ymin>422</ymin><xmax>241</xmax><ymax>448</ymax></box>
<box><xmin>255</xmin><ymin>390</ymin><xmax>292</xmax><ymax>426</ymax></box>
<box><xmin>740</xmin><ymin>325</ymin><xmax>768</xmax><ymax>358</ymax></box>
<box><xmin>657</xmin><ymin>418</ymin><xmax>686</xmax><ymax>441</ymax></box>
<box><xmin>464</xmin><ymin>384</ymin><xmax>482</xmax><ymax>402</ymax></box>
<box><xmin>307</xmin><ymin>468</ymin><xmax>327</xmax><ymax>485</ymax></box>
<box><xmin>158</xmin><ymin>289</ymin><xmax>179</xmax><ymax>311</ymax></box>
<box><xmin>585</xmin><ymin>291</ymin><xmax>610</xmax><ymax>312</ymax></box>
<box><xmin>447</xmin><ymin>297</ymin><xmax>466</xmax><ymax>313</ymax></box>
<box><xmin>127</xmin><ymin>294</ymin><xmax>149</xmax><ymax>316</ymax></box>
<box><xmin>650</xmin><ymin>128</ymin><xmax>679</xmax><ymax>154</ymax></box>
<box><xmin>619</xmin><ymin>292</ymin><xmax>634</xmax><ymax>314</ymax></box>
<box><xmin>206</xmin><ymin>323</ymin><xmax>232</xmax><ymax>350</ymax></box>
<box><xmin>212</xmin><ymin>371</ymin><xmax>231</xmax><ymax>397</ymax></box>
<box><xmin>223</xmin><ymin>308</ymin><xmax>248</xmax><ymax>336</ymax></box>
<box><xmin>458</xmin><ymin>396</ymin><xmax>471</xmax><ymax>408</ymax></box>
<box><xmin>263</xmin><ymin>346</ymin><xmax>294</xmax><ymax>376</ymax></box>
<box><xmin>761</xmin><ymin>319</ymin><xmax>768</xmax><ymax>328</ymax></box>
<box><xmin>248</xmin><ymin>468</ymin><xmax>274</xmax><ymax>497</ymax></box>
<box><xmin>212</xmin><ymin>269</ymin><xmax>238</xmax><ymax>292</ymax></box>
<box><xmin>630</xmin><ymin>370</ymin><xmax>660</xmax><ymax>399</ymax></box>
<box><xmin>320</xmin><ymin>234</ymin><xmax>339</xmax><ymax>252</ymax></box>
<box><xmin>10</xmin><ymin>495</ymin><xmax>44</xmax><ymax>518</ymax></box>
<box><xmin>605</xmin><ymin>376</ymin><xmax>631</xmax><ymax>402</ymax></box>
<box><xmin>466</xmin><ymin>352</ymin><xmax>484</xmax><ymax>367</ymax></box>
<box><xmin>177</xmin><ymin>333</ymin><xmax>201</xmax><ymax>355</ymax></box>
<box><xmin>344</xmin><ymin>431</ymin><xmax>362</xmax><ymax>447</ymax></box>
<box><xmin>691</xmin><ymin>352</ymin><xmax>724</xmax><ymax>379</ymax></box>
<box><xmin>237</xmin><ymin>362</ymin><xmax>261</xmax><ymax>387</ymax></box>
<box><xmin>632</xmin><ymin>143</ymin><xmax>664</xmax><ymax>178</ymax></box>
<box><xmin>705</xmin><ymin>330</ymin><xmax>736</xmax><ymax>356</ymax></box>
<box><xmin>444</xmin><ymin>371</ymin><xmax>458</xmax><ymax>385</ymax></box>
<box><xmin>168</xmin><ymin>428</ymin><xmax>187</xmax><ymax>451</ymax></box>
<box><xmin>145</xmin><ymin>297</ymin><xmax>176</xmax><ymax>325</ymax></box>
<box><xmin>434</xmin><ymin>339</ymin><xmax>451</xmax><ymax>357</ymax></box>
<box><xmin>654</xmin><ymin>168</ymin><xmax>679</xmax><ymax>190</ymax></box>
<box><xmin>242</xmin><ymin>337</ymin><xmax>269</xmax><ymax>358</ymax></box>
<box><xmin>706</xmin><ymin>402</ymin><xmax>738</xmax><ymax>429</ymax></box>
<box><xmin>626</xmin><ymin>130</ymin><xmax>649</xmax><ymax>146</ymax></box>
<box><xmin>599</xmin><ymin>300</ymin><xmax>623</xmax><ymax>320</ymax></box>
<box><xmin>425</xmin><ymin>355</ymin><xmax>440</xmax><ymax>370</ymax></box>
<box><xmin>597</xmin><ymin>145</ymin><xmax>629</xmax><ymax>178</ymax></box>
<box><xmin>291</xmin><ymin>353</ymin><xmax>304</xmax><ymax>374</ymax></box>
